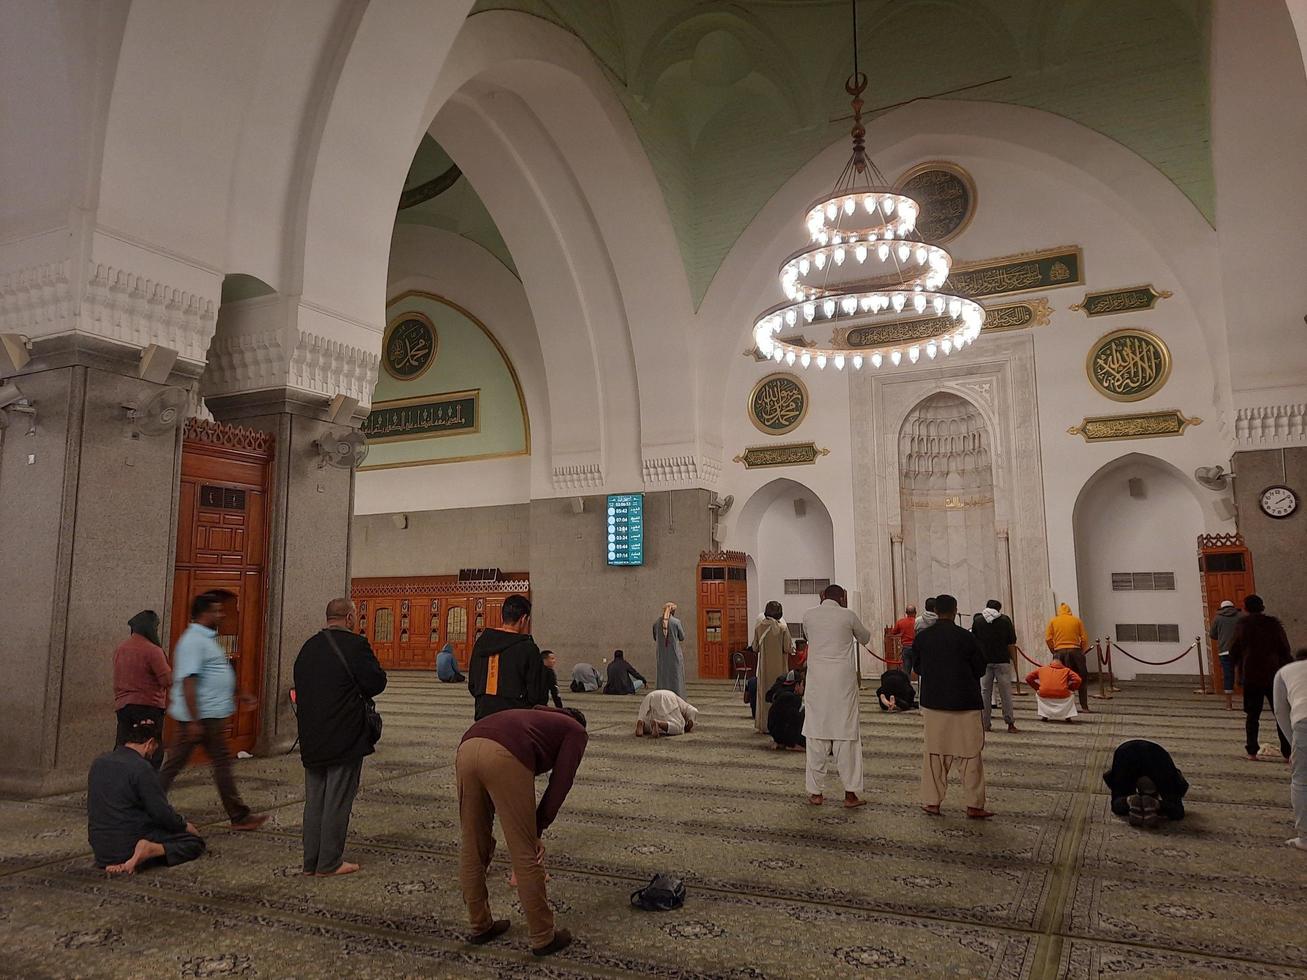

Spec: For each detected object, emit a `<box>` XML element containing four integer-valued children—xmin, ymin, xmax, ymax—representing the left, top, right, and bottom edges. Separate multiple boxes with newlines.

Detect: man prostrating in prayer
<box><xmin>801</xmin><ymin>584</ymin><xmax>872</xmax><ymax>808</ymax></box>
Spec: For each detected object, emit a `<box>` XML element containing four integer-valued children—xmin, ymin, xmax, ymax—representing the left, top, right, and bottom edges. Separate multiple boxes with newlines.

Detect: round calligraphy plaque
<box><xmin>749</xmin><ymin>372</ymin><xmax>809</xmax><ymax>435</ymax></box>
<box><xmin>382</xmin><ymin>311</ymin><xmax>438</xmax><ymax>381</ymax></box>
<box><xmin>894</xmin><ymin>161</ymin><xmax>976</xmax><ymax>244</ymax></box>
<box><xmin>1086</xmin><ymin>329</ymin><xmax>1171</xmax><ymax>402</ymax></box>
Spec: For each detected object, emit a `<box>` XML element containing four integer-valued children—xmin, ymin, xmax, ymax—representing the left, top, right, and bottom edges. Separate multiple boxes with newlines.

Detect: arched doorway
<box><xmin>734</xmin><ymin>478</ymin><xmax>836</xmax><ymax>636</ymax></box>
<box><xmin>897</xmin><ymin>393</ymin><xmax>998</xmax><ymax>621</ymax></box>
<box><xmin>1072</xmin><ymin>453</ymin><xmax>1206</xmax><ymax>679</ymax></box>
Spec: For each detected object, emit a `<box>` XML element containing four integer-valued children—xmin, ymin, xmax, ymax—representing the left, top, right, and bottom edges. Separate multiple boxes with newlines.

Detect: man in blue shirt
<box><xmin>158</xmin><ymin>591</ymin><xmax>266</xmax><ymax>830</ymax></box>
<box><xmin>436</xmin><ymin>643</ymin><xmax>465</xmax><ymax>683</ymax></box>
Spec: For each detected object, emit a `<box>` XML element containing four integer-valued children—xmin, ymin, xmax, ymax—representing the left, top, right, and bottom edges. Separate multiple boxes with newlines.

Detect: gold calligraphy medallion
<box><xmin>894</xmin><ymin>162</ymin><xmax>977</xmax><ymax>244</ymax></box>
<box><xmin>1086</xmin><ymin>328</ymin><xmax>1171</xmax><ymax>402</ymax></box>
<box><xmin>748</xmin><ymin>373</ymin><xmax>809</xmax><ymax>435</ymax></box>
<box><xmin>382</xmin><ymin>311</ymin><xmax>438</xmax><ymax>381</ymax></box>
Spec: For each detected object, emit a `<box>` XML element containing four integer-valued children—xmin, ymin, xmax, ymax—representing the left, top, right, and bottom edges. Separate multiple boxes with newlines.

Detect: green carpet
<box><xmin>0</xmin><ymin>677</ymin><xmax>1303</xmax><ymax>979</ymax></box>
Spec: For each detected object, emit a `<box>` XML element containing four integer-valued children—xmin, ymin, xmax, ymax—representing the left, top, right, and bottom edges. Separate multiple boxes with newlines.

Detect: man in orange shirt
<box><xmin>112</xmin><ymin>610</ymin><xmax>172</xmax><ymax>769</ymax></box>
<box><xmin>892</xmin><ymin>604</ymin><xmax>918</xmax><ymax>678</ymax></box>
<box><xmin>1045</xmin><ymin>603</ymin><xmax>1091</xmax><ymax>713</ymax></box>
<box><xmin>1025</xmin><ymin>653</ymin><xmax>1083</xmax><ymax>722</ymax></box>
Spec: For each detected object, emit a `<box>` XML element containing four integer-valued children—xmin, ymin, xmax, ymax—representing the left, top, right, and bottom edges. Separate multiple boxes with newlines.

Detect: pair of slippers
<box><xmin>1128</xmin><ymin>777</ymin><xmax>1162</xmax><ymax>829</ymax></box>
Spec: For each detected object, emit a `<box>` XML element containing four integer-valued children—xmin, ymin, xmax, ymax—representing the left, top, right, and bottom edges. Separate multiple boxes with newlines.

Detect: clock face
<box><xmin>1260</xmin><ymin>485</ymin><xmax>1298</xmax><ymax>519</ymax></box>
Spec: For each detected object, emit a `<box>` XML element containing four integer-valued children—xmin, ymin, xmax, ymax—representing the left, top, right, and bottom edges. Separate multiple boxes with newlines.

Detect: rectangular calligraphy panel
<box><xmin>362</xmin><ymin>390</ymin><xmax>480</xmax><ymax>443</ymax></box>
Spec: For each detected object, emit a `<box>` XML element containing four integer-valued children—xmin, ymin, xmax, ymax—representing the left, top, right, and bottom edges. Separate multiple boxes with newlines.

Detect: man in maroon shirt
<box><xmin>113</xmin><ymin>611</ymin><xmax>172</xmax><ymax>769</ymax></box>
<box><xmin>456</xmin><ymin>705</ymin><xmax>587</xmax><ymax>956</ymax></box>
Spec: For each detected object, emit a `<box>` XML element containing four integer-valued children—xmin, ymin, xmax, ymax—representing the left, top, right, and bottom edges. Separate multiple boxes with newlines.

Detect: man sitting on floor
<box><xmin>767</xmin><ymin>670</ymin><xmax>805</xmax><ymax>751</ymax></box>
<box><xmin>569</xmin><ymin>662</ymin><xmax>602</xmax><ymax>693</ymax></box>
<box><xmin>876</xmin><ymin>667</ymin><xmax>918</xmax><ymax>711</ymax></box>
<box><xmin>635</xmin><ymin>689</ymin><xmax>698</xmax><ymax>737</ymax></box>
<box><xmin>1025</xmin><ymin>653</ymin><xmax>1083</xmax><ymax>722</ymax></box>
<box><xmin>604</xmin><ymin>650</ymin><xmax>647</xmax><ymax>695</ymax></box>
<box><xmin>436</xmin><ymin>643</ymin><xmax>465</xmax><ymax>683</ymax></box>
<box><xmin>1102</xmin><ymin>739</ymin><xmax>1189</xmax><ymax>827</ymax></box>
<box><xmin>87</xmin><ymin>717</ymin><xmax>205</xmax><ymax>874</ymax></box>
<box><xmin>542</xmin><ymin>650</ymin><xmax>564</xmax><ymax>708</ymax></box>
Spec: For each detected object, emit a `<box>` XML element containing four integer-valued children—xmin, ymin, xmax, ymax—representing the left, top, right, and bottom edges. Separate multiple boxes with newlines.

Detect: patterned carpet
<box><xmin>0</xmin><ymin>676</ymin><xmax>1303</xmax><ymax>979</ymax></box>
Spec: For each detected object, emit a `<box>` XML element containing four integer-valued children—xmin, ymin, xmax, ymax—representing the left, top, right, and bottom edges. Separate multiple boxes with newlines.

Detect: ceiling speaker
<box><xmin>1127</xmin><ymin>477</ymin><xmax>1145</xmax><ymax>499</ymax></box>
<box><xmin>0</xmin><ymin>334</ymin><xmax>31</xmax><ymax>374</ymax></box>
<box><xmin>570</xmin><ymin>497</ymin><xmax>584</xmax><ymax>515</ymax></box>
<box><xmin>138</xmin><ymin>344</ymin><xmax>178</xmax><ymax>384</ymax></box>
<box><xmin>328</xmin><ymin>393</ymin><xmax>359</xmax><ymax>423</ymax></box>
<box><xmin>1214</xmin><ymin>497</ymin><xmax>1237</xmax><ymax>522</ymax></box>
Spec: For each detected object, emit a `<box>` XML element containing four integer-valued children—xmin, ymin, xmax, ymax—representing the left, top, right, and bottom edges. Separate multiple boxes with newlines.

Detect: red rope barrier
<box><xmin>1014</xmin><ymin>645</ymin><xmax>1046</xmax><ymax>668</ymax></box>
<box><xmin>1108</xmin><ymin>640</ymin><xmax>1196</xmax><ymax>667</ymax></box>
<box><xmin>861</xmin><ymin>643</ymin><xmax>888</xmax><ymax>664</ymax></box>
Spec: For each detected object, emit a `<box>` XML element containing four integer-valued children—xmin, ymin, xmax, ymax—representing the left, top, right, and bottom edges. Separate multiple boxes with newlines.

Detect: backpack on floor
<box><xmin>630</xmin><ymin>873</ymin><xmax>686</xmax><ymax>911</ymax></box>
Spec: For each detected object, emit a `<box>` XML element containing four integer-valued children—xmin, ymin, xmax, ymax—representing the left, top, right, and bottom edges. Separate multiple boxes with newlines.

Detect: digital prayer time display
<box><xmin>606</xmin><ymin>493</ymin><xmax>645</xmax><ymax>566</ymax></box>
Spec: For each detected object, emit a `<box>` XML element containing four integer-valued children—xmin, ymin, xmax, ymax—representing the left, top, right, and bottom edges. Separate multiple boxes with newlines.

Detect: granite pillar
<box><xmin>206</xmin><ymin>389</ymin><xmax>356</xmax><ymax>756</ymax></box>
<box><xmin>0</xmin><ymin>342</ymin><xmax>196</xmax><ymax>796</ymax></box>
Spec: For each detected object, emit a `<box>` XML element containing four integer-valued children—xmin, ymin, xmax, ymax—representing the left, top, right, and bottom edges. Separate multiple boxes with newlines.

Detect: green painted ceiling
<box><xmin>397</xmin><ymin>135</ymin><xmax>520</xmax><ymax>277</ymax></box>
<box><xmin>444</xmin><ymin>0</ymin><xmax>1211</xmax><ymax>307</ymax></box>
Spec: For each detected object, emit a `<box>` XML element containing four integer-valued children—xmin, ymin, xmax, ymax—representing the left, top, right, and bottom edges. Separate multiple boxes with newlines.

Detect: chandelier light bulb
<box><xmin>817</xmin><ymin>354</ymin><xmax>827</xmax><ymax>369</ymax></box>
<box><xmin>877</xmin><ymin>243</ymin><xmax>890</xmax><ymax>261</ymax></box>
<box><xmin>841</xmin><ymin>296</ymin><xmax>857</xmax><ymax>315</ymax></box>
<box><xmin>884</xmin><ymin>198</ymin><xmax>895</xmax><ymax>215</ymax></box>
<box><xmin>941</xmin><ymin>337</ymin><xmax>952</xmax><ymax>354</ymax></box>
<box><xmin>927</xmin><ymin>341</ymin><xmax>938</xmax><ymax>359</ymax></box>
<box><xmin>774</xmin><ymin>347</ymin><xmax>785</xmax><ymax>361</ymax></box>
<box><xmin>825</xmin><ymin>202</ymin><xmax>837</xmax><ymax>221</ymax></box>
<box><xmin>843</xmin><ymin>197</ymin><xmax>856</xmax><ymax>215</ymax></box>
<box><xmin>814</xmin><ymin>251</ymin><xmax>826</xmax><ymax>270</ymax></box>
<box><xmin>915</xmin><ymin>246</ymin><xmax>928</xmax><ymax>264</ymax></box>
<box><xmin>834</xmin><ymin>246</ymin><xmax>845</xmax><ymax>265</ymax></box>
<box><xmin>871</xmin><ymin>352</ymin><xmax>883</xmax><ymax>368</ymax></box>
<box><xmin>785</xmin><ymin>309</ymin><xmax>797</xmax><ymax>326</ymax></box>
<box><xmin>852</xmin><ymin>354</ymin><xmax>863</xmax><ymax>369</ymax></box>
<box><xmin>822</xmin><ymin>299</ymin><xmax>836</xmax><ymax>318</ymax></box>
<box><xmin>854</xmin><ymin>244</ymin><xmax>867</xmax><ymax>263</ymax></box>
<box><xmin>799</xmin><ymin>257</ymin><xmax>810</xmax><ymax>275</ymax></box>
<box><xmin>890</xmin><ymin>350</ymin><xmax>902</xmax><ymax>366</ymax></box>
<box><xmin>892</xmin><ymin>293</ymin><xmax>906</xmax><ymax>312</ymax></box>
<box><xmin>859</xmin><ymin>295</ymin><xmax>873</xmax><ymax>312</ymax></box>
<box><xmin>948</xmin><ymin>298</ymin><xmax>962</xmax><ymax>318</ymax></box>
<box><xmin>803</xmin><ymin>302</ymin><xmax>815</xmax><ymax>322</ymax></box>
<box><xmin>912</xmin><ymin>294</ymin><xmax>926</xmax><ymax>313</ymax></box>
<box><xmin>896</xmin><ymin>243</ymin><xmax>910</xmax><ymax>262</ymax></box>
<box><xmin>800</xmin><ymin>351</ymin><xmax>811</xmax><ymax>368</ymax></box>
<box><xmin>909</xmin><ymin>346</ymin><xmax>920</xmax><ymax>364</ymax></box>
<box><xmin>863</xmin><ymin>195</ymin><xmax>875</xmax><ymax>213</ymax></box>
<box><xmin>834</xmin><ymin>354</ymin><xmax>845</xmax><ymax>370</ymax></box>
<box><xmin>786</xmin><ymin>350</ymin><xmax>796</xmax><ymax>365</ymax></box>
<box><xmin>932</xmin><ymin>296</ymin><xmax>945</xmax><ymax>314</ymax></box>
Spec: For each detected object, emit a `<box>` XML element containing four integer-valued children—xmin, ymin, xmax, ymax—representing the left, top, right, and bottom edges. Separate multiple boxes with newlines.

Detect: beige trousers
<box><xmin>456</xmin><ymin>738</ymin><xmax>555</xmax><ymax>949</ymax></box>
<box><xmin>920</xmin><ymin>708</ymin><xmax>986</xmax><ymax>809</ymax></box>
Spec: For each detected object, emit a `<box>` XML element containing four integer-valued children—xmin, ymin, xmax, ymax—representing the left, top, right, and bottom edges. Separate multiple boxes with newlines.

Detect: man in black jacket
<box><xmin>972</xmin><ymin>599</ymin><xmax>1020</xmax><ymax>734</ymax></box>
<box><xmin>603</xmin><ymin>650</ymin><xmax>646</xmax><ymax>695</ymax></box>
<box><xmin>914</xmin><ymin>594</ymin><xmax>992</xmax><ymax>819</ymax></box>
<box><xmin>468</xmin><ymin>594</ymin><xmax>547</xmax><ymax>720</ymax></box>
<box><xmin>293</xmin><ymin>598</ymin><xmax>387</xmax><ymax>876</ymax></box>
<box><xmin>87</xmin><ymin>717</ymin><xmax>205</xmax><ymax>873</ymax></box>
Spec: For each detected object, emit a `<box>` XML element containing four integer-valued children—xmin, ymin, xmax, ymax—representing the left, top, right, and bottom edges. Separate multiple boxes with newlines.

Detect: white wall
<box><xmin>1072</xmin><ymin>454</ymin><xmax>1207</xmax><ymax>679</ymax></box>
<box><xmin>754</xmin><ymin>484</ymin><xmax>836</xmax><ymax>627</ymax></box>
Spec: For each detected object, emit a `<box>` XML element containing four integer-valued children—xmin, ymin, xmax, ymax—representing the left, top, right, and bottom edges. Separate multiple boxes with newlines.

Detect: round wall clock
<box><xmin>382</xmin><ymin>311</ymin><xmax>438</xmax><ymax>381</ymax></box>
<box><xmin>1086</xmin><ymin>328</ymin><xmax>1171</xmax><ymax>402</ymax></box>
<box><xmin>748</xmin><ymin>372</ymin><xmax>809</xmax><ymax>435</ymax></box>
<box><xmin>1259</xmin><ymin>484</ymin><xmax>1298</xmax><ymax>519</ymax></box>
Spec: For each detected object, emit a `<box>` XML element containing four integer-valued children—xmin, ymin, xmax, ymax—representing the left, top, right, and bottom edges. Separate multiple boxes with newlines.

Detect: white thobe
<box><xmin>801</xmin><ymin>599</ymin><xmax>872</xmax><ymax>793</ymax></box>
<box><xmin>638</xmin><ymin>689</ymin><xmax>698</xmax><ymax>736</ymax></box>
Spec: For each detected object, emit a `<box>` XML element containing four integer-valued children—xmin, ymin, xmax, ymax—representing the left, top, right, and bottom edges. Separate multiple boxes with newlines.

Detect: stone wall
<box><xmin>1233</xmin><ymin>447</ymin><xmax>1307</xmax><ymax>648</ymax></box>
<box><xmin>528</xmin><ymin>489</ymin><xmax>713</xmax><ymax>679</ymax></box>
<box><xmin>351</xmin><ymin>504</ymin><xmax>530</xmax><ymax>578</ymax></box>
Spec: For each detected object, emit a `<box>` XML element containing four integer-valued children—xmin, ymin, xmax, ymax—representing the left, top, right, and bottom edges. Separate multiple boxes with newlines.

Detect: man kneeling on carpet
<box><xmin>635</xmin><ymin>688</ymin><xmax>698</xmax><ymax>736</ymax></box>
<box><xmin>87</xmin><ymin>717</ymin><xmax>205</xmax><ymax>874</ymax></box>
<box><xmin>1102</xmin><ymin>739</ymin><xmax>1189</xmax><ymax>827</ymax></box>
<box><xmin>767</xmin><ymin>669</ymin><xmax>805</xmax><ymax>750</ymax></box>
<box><xmin>876</xmin><ymin>667</ymin><xmax>917</xmax><ymax>712</ymax></box>
<box><xmin>457</xmin><ymin>705</ymin><xmax>587</xmax><ymax>956</ymax></box>
<box><xmin>1024</xmin><ymin>653</ymin><xmax>1083</xmax><ymax>722</ymax></box>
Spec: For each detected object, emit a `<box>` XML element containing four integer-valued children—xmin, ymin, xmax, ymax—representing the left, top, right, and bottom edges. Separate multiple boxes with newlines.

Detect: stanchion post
<box><xmin>1106</xmin><ymin>638</ymin><xmax>1120</xmax><ymax>692</ymax></box>
<box><xmin>1093</xmin><ymin>638</ymin><xmax>1110</xmax><ymax>700</ymax></box>
<box><xmin>1193</xmin><ymin>636</ymin><xmax>1206</xmax><ymax>695</ymax></box>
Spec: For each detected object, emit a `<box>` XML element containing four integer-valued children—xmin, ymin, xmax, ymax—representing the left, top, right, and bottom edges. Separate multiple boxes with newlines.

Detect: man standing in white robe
<box><xmin>801</xmin><ymin>585</ymin><xmax>872</xmax><ymax>808</ymax></box>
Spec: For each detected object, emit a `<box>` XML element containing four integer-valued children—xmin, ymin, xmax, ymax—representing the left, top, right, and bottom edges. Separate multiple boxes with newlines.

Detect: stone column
<box><xmin>890</xmin><ymin>528</ymin><xmax>905</xmax><ymax>614</ymax></box>
<box><xmin>202</xmin><ymin>294</ymin><xmax>379</xmax><ymax>755</ymax></box>
<box><xmin>0</xmin><ymin>339</ymin><xmax>202</xmax><ymax>795</ymax></box>
<box><xmin>996</xmin><ymin>525</ymin><xmax>1013</xmax><ymax>613</ymax></box>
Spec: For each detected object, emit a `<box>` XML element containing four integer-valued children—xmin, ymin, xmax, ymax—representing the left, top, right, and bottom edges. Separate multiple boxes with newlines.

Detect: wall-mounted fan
<box><xmin>1194</xmin><ymin>465</ymin><xmax>1232</xmax><ymax>491</ymax></box>
<box><xmin>713</xmin><ymin>493</ymin><xmax>735</xmax><ymax>518</ymax></box>
<box><xmin>123</xmin><ymin>385</ymin><xmax>189</xmax><ymax>436</ymax></box>
<box><xmin>313</xmin><ymin>429</ymin><xmax>369</xmax><ymax>469</ymax></box>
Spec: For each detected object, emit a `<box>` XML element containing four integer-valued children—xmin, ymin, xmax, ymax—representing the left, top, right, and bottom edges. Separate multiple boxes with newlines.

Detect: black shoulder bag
<box><xmin>630</xmin><ymin>873</ymin><xmax>687</xmax><ymax>911</ymax></box>
<box><xmin>321</xmin><ymin>629</ymin><xmax>383</xmax><ymax>746</ymax></box>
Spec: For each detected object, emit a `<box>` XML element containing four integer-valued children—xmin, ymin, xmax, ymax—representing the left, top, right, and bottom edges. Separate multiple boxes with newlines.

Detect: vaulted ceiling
<box><xmin>433</xmin><ymin>0</ymin><xmax>1211</xmax><ymax>305</ymax></box>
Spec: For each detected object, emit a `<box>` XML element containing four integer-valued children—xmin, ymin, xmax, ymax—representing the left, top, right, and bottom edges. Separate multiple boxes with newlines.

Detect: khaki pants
<box><xmin>456</xmin><ymin>738</ymin><xmax>554</xmax><ymax>949</ymax></box>
<box><xmin>921</xmin><ymin>708</ymin><xmax>986</xmax><ymax>809</ymax></box>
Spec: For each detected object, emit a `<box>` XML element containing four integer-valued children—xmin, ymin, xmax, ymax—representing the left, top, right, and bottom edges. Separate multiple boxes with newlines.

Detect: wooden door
<box><xmin>445</xmin><ymin>599</ymin><xmax>472</xmax><ymax>668</ymax></box>
<box><xmin>369</xmin><ymin>599</ymin><xmax>400</xmax><ymax>670</ymax></box>
<box><xmin>698</xmin><ymin>566</ymin><xmax>729</xmax><ymax>679</ymax></box>
<box><xmin>1197</xmin><ymin>534</ymin><xmax>1255</xmax><ymax>693</ymax></box>
<box><xmin>171</xmin><ymin>420</ymin><xmax>273</xmax><ymax>756</ymax></box>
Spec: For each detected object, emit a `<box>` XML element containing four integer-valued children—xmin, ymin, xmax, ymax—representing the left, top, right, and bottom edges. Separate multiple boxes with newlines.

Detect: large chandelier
<box><xmin>752</xmin><ymin>3</ymin><xmax>983</xmax><ymax>372</ymax></box>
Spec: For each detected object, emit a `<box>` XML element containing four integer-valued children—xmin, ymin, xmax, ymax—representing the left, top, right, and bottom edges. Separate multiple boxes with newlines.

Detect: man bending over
<box><xmin>87</xmin><ymin>717</ymin><xmax>204</xmax><ymax>874</ymax></box>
